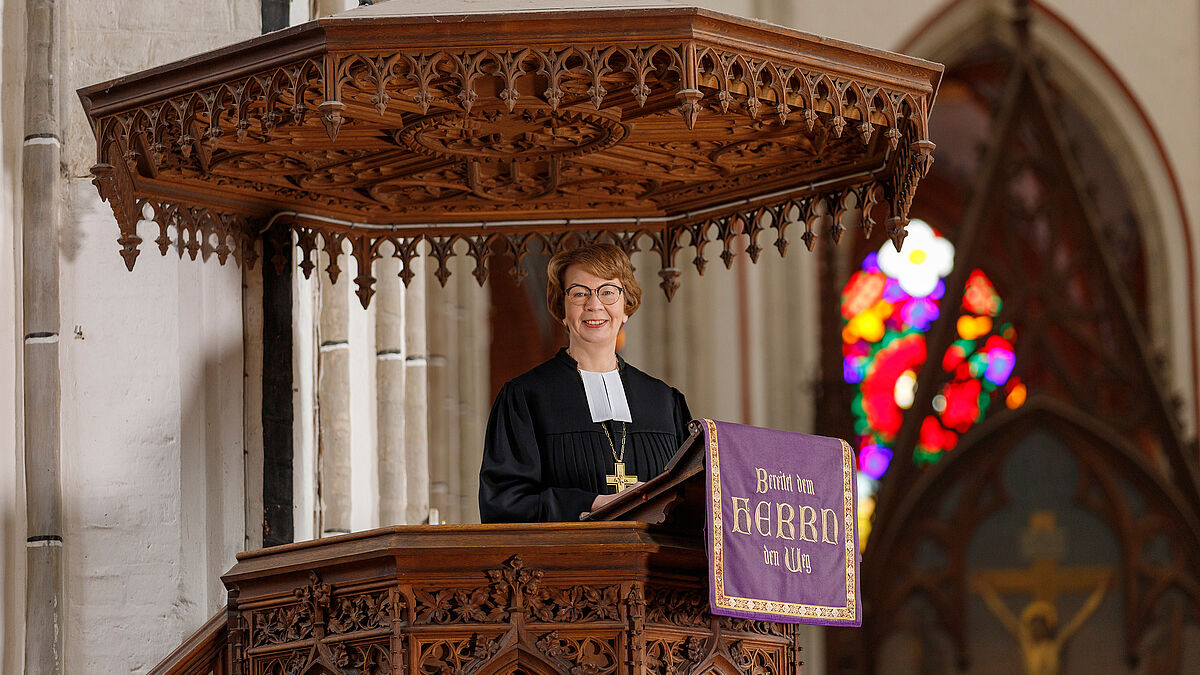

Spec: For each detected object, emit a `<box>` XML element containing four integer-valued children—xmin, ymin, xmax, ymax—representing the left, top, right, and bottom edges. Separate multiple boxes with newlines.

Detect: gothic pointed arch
<box><xmin>298</xmin><ymin>660</ymin><xmax>338</xmax><ymax>675</ymax></box>
<box><xmin>899</xmin><ymin>0</ymin><xmax>1200</xmax><ymax>432</ymax></box>
<box><xmin>691</xmin><ymin>648</ymin><xmax>749</xmax><ymax>675</ymax></box>
<box><xmin>472</xmin><ymin>642</ymin><xmax>568</xmax><ymax>675</ymax></box>
<box><xmin>473</xmin><ymin>629</ymin><xmax>620</xmax><ymax>675</ymax></box>
<box><xmin>820</xmin><ymin>2</ymin><xmax>1200</xmax><ymax>672</ymax></box>
<box><xmin>861</xmin><ymin>399</ymin><xmax>1200</xmax><ymax>670</ymax></box>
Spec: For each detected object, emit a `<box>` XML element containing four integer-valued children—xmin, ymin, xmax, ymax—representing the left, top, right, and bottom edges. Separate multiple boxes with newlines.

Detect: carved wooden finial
<box><xmin>831</xmin><ymin>221</ymin><xmax>846</xmax><ymax>245</ymax></box>
<box><xmin>658</xmin><ymin>268</ymin><xmax>680</xmax><ymax>300</ymax></box>
<box><xmin>829</xmin><ymin>115</ymin><xmax>846</xmax><ymax>138</ymax></box>
<box><xmin>886</xmin><ymin>127</ymin><xmax>902</xmax><ymax>152</ymax></box>
<box><xmin>911</xmin><ymin>139</ymin><xmax>937</xmax><ymax>177</ymax></box>
<box><xmin>858</xmin><ymin>121</ymin><xmax>874</xmax><ymax>145</ymax></box>
<box><xmin>802</xmin><ymin>108</ymin><xmax>817</xmax><ymax>132</ymax></box>
<box><xmin>353</xmin><ymin>275</ymin><xmax>376</xmax><ymax>308</ymax></box>
<box><xmin>118</xmin><ymin>232</ymin><xmax>143</xmax><ymax>271</ymax></box>
<box><xmin>676</xmin><ymin>89</ymin><xmax>703</xmax><ymax>130</ymax></box>
<box><xmin>318</xmin><ymin>101</ymin><xmax>345</xmax><ymax>141</ymax></box>
<box><xmin>801</xmin><ymin>228</ymin><xmax>817</xmax><ymax>252</ymax></box>
<box><xmin>886</xmin><ymin>216</ymin><xmax>908</xmax><ymax>251</ymax></box>
<box><xmin>745</xmin><ymin>96</ymin><xmax>761</xmax><ymax>120</ymax></box>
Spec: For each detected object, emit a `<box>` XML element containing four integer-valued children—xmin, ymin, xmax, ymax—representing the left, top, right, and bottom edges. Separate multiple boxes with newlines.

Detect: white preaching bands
<box><xmin>579</xmin><ymin>368</ymin><xmax>632</xmax><ymax>423</ymax></box>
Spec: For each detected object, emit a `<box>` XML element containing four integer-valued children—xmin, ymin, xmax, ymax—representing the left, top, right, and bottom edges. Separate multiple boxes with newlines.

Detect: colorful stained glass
<box><xmin>963</xmin><ymin>269</ymin><xmax>1002</xmax><ymax>316</ymax></box>
<box><xmin>841</xmin><ymin>220</ymin><xmax>1023</xmax><ymax>547</ymax></box>
<box><xmin>877</xmin><ymin>220</ymin><xmax>955</xmax><ymax>297</ymax></box>
<box><xmin>1005</xmin><ymin>377</ymin><xmax>1027</xmax><ymax>408</ymax></box>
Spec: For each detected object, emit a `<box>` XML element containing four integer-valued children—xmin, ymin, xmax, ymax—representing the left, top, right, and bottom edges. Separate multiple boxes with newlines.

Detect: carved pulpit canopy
<box><xmin>79</xmin><ymin>0</ymin><xmax>942</xmax><ymax>305</ymax></box>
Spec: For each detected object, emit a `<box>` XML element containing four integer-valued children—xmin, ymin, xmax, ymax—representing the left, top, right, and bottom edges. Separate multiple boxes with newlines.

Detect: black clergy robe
<box><xmin>479</xmin><ymin>348</ymin><xmax>692</xmax><ymax>523</ymax></box>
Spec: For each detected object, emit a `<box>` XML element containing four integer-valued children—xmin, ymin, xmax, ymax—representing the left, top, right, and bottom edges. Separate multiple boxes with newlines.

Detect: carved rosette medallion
<box><xmin>395</xmin><ymin>105</ymin><xmax>628</xmax><ymax>164</ymax></box>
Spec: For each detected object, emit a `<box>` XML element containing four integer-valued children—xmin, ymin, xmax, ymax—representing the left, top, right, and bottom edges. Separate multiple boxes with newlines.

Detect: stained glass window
<box><xmin>842</xmin><ymin>220</ymin><xmax>1024</xmax><ymax>546</ymax></box>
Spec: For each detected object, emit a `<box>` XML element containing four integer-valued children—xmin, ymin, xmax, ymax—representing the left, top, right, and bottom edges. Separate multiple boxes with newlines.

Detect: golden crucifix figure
<box><xmin>605</xmin><ymin>462</ymin><xmax>638</xmax><ymax>493</ymax></box>
<box><xmin>971</xmin><ymin>511</ymin><xmax>1112</xmax><ymax>675</ymax></box>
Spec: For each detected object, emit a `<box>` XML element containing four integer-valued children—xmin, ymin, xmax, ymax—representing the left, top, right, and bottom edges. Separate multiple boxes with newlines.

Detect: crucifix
<box><xmin>971</xmin><ymin>511</ymin><xmax>1112</xmax><ymax>675</ymax></box>
<box><xmin>605</xmin><ymin>462</ymin><xmax>638</xmax><ymax>493</ymax></box>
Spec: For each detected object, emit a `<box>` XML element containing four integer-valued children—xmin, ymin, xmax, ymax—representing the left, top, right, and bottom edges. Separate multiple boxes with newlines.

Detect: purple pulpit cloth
<box><xmin>699</xmin><ymin>418</ymin><xmax>861</xmax><ymax>626</ymax></box>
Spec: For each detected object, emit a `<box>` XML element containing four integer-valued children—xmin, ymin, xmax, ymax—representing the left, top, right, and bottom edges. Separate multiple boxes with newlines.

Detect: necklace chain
<box><xmin>600</xmin><ymin>420</ymin><xmax>627</xmax><ymax>463</ymax></box>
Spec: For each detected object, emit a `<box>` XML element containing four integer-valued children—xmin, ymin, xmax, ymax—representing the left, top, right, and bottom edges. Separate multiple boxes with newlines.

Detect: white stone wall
<box><xmin>54</xmin><ymin>1</ymin><xmax>257</xmax><ymax>672</ymax></box>
<box><xmin>63</xmin><ymin>0</ymin><xmax>263</xmax><ymax>176</ymax></box>
<box><xmin>60</xmin><ymin>181</ymin><xmax>247</xmax><ymax>673</ymax></box>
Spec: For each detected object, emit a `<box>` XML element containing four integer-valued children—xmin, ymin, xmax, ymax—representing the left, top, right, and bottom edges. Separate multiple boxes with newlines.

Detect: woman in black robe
<box><xmin>479</xmin><ymin>243</ymin><xmax>692</xmax><ymax>523</ymax></box>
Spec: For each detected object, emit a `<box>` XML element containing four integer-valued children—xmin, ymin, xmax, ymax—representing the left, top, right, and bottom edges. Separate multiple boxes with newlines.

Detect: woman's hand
<box><xmin>590</xmin><ymin>483</ymin><xmax>644</xmax><ymax>512</ymax></box>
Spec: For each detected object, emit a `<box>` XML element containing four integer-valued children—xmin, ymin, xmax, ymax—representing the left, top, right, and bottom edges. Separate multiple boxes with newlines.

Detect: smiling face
<box><xmin>562</xmin><ymin>264</ymin><xmax>627</xmax><ymax>357</ymax></box>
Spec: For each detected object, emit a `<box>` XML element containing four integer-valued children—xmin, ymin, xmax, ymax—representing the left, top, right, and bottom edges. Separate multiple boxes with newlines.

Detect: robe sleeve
<box><xmin>478</xmin><ymin>380</ymin><xmax>598</xmax><ymax>523</ymax></box>
<box><xmin>671</xmin><ymin>387</ymin><xmax>693</xmax><ymax>449</ymax></box>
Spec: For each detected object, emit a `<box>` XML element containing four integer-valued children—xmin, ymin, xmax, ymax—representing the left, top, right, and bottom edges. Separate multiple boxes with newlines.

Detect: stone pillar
<box><xmin>740</xmin><ymin>245</ymin><xmax>769</xmax><ymax>426</ymax></box>
<box><xmin>243</xmin><ymin>252</ymin><xmax>265</xmax><ymax>551</ymax></box>
<box><xmin>625</xmin><ymin>248</ymin><xmax>668</xmax><ymax>379</ymax></box>
<box><xmin>22</xmin><ymin>1</ymin><xmax>64</xmax><ymax>673</ymax></box>
<box><xmin>788</xmin><ymin>243</ymin><xmax>821</xmax><ymax>433</ymax></box>
<box><xmin>678</xmin><ymin>241</ymin><xmax>743</xmax><ymax>422</ymax></box>
<box><xmin>760</xmin><ymin>253</ymin><xmax>788</xmax><ymax>430</ymax></box>
<box><xmin>375</xmin><ymin>257</ymin><xmax>407</xmax><ymax>525</ymax></box>
<box><xmin>427</xmin><ymin>256</ymin><xmax>460</xmax><ymax>523</ymax></box>
<box><xmin>403</xmin><ymin>255</ymin><xmax>431</xmax><ymax>525</ymax></box>
<box><xmin>680</xmin><ymin>259</ymin><xmax>712</xmax><ymax>416</ymax></box>
<box><xmin>456</xmin><ymin>267</ymin><xmax>488</xmax><ymax>523</ymax></box>
<box><xmin>292</xmin><ymin>261</ymin><xmax>320</xmax><ymax>542</ymax></box>
<box><xmin>347</xmin><ymin>268</ymin><xmax>378</xmax><ymax>532</ymax></box>
<box><xmin>317</xmin><ymin>253</ymin><xmax>352</xmax><ymax>535</ymax></box>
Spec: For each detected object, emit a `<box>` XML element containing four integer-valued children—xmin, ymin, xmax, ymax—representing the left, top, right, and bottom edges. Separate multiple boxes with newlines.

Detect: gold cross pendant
<box><xmin>605</xmin><ymin>462</ymin><xmax>639</xmax><ymax>493</ymax></box>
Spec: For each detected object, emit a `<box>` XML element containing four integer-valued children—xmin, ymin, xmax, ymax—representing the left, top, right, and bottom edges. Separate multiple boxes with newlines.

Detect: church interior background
<box><xmin>2</xmin><ymin>0</ymin><xmax>1199</xmax><ymax>673</ymax></box>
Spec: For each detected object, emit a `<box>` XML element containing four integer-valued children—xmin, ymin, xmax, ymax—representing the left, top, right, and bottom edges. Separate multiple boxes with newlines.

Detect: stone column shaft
<box><xmin>426</xmin><ymin>258</ymin><xmax>459</xmax><ymax>523</ymax></box>
<box><xmin>375</xmin><ymin>258</ymin><xmax>407</xmax><ymax>524</ymax></box>
<box><xmin>456</xmin><ymin>268</ymin><xmax>487</xmax><ymax>523</ymax></box>
<box><xmin>404</xmin><ymin>256</ymin><xmax>431</xmax><ymax>525</ymax></box>
<box><xmin>317</xmin><ymin>255</ymin><xmax>352</xmax><ymax>535</ymax></box>
<box><xmin>23</xmin><ymin>1</ymin><xmax>64</xmax><ymax>673</ymax></box>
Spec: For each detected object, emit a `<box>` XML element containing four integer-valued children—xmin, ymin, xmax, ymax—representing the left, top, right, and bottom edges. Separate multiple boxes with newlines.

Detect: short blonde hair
<box><xmin>545</xmin><ymin>243</ymin><xmax>642</xmax><ymax>323</ymax></box>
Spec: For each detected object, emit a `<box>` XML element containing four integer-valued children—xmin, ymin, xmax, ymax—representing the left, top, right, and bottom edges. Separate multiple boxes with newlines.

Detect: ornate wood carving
<box><xmin>152</xmin><ymin>524</ymin><xmax>804</xmax><ymax>674</ymax></box>
<box><xmin>417</xmin><ymin>633</ymin><xmax>504</xmax><ymax>674</ymax></box>
<box><xmin>534</xmin><ymin>631</ymin><xmax>621</xmax><ymax>673</ymax></box>
<box><xmin>79</xmin><ymin>3</ymin><xmax>941</xmax><ymax>304</ymax></box>
<box><xmin>645</xmin><ymin>586</ymin><xmax>710</xmax><ymax>628</ymax></box>
<box><xmin>238</xmin><ymin>571</ymin><xmax>398</xmax><ymax>675</ymax></box>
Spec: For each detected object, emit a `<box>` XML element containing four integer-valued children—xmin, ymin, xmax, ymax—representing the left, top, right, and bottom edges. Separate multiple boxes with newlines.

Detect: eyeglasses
<box><xmin>565</xmin><ymin>283</ymin><xmax>624</xmax><ymax>306</ymax></box>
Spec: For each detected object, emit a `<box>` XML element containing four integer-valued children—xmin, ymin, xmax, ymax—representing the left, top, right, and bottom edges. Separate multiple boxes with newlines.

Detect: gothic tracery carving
<box><xmin>645</xmin><ymin>586</ymin><xmax>710</xmax><ymax>628</ymax></box>
<box><xmin>534</xmin><ymin>631</ymin><xmax>620</xmax><ymax>674</ymax></box>
<box><xmin>418</xmin><ymin>634</ymin><xmax>503</xmax><ymax>674</ymax></box>
<box><xmin>203</xmin><ymin>549</ymin><xmax>804</xmax><ymax>675</ymax></box>
<box><xmin>81</xmin><ymin>9</ymin><xmax>939</xmax><ymax>304</ymax></box>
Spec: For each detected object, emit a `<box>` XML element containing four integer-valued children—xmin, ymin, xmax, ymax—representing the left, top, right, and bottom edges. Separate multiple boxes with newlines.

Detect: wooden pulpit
<box><xmin>152</xmin><ymin>432</ymin><xmax>803</xmax><ymax>674</ymax></box>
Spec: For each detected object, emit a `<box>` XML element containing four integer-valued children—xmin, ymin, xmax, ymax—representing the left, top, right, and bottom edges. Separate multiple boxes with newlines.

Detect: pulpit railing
<box><xmin>148</xmin><ymin>607</ymin><xmax>227</xmax><ymax>675</ymax></box>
